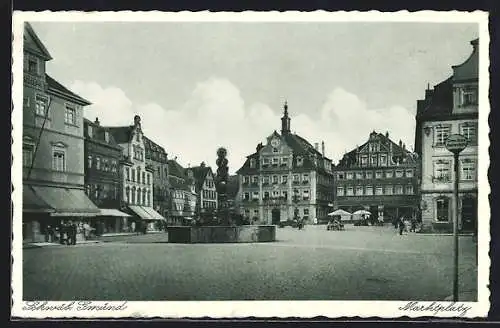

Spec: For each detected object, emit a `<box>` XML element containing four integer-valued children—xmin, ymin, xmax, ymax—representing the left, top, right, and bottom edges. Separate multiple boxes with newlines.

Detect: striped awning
<box><xmin>31</xmin><ymin>186</ymin><xmax>100</xmax><ymax>217</ymax></box>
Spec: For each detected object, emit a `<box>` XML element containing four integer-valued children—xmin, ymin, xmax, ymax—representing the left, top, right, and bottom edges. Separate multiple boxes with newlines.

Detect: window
<box><xmin>460</xmin><ymin>122</ymin><xmax>478</xmax><ymax>145</ymax></box>
<box><xmin>297</xmin><ymin>156</ymin><xmax>303</xmax><ymax>166</ymax></box>
<box><xmin>337</xmin><ymin>172</ymin><xmax>344</xmax><ymax>180</ymax></box>
<box><xmin>64</xmin><ymin>105</ymin><xmax>76</xmax><ymax>125</ymax></box>
<box><xmin>434</xmin><ymin>160</ymin><xmax>451</xmax><ymax>182</ymax></box>
<box><xmin>395</xmin><ymin>185</ymin><xmax>403</xmax><ymax>195</ymax></box>
<box><xmin>293</xmin><ymin>174</ymin><xmax>299</xmax><ymax>183</ymax></box>
<box><xmin>263</xmin><ymin>158</ymin><xmax>270</xmax><ymax>165</ymax></box>
<box><xmin>142</xmin><ymin>172</ymin><xmax>146</xmax><ymax>184</ymax></box>
<box><xmin>405</xmin><ymin>185</ymin><xmax>414</xmax><ymax>194</ymax></box>
<box><xmin>436</xmin><ymin>197</ymin><xmax>449</xmax><ymax>222</ymax></box>
<box><xmin>272</xmin><ymin>191</ymin><xmax>279</xmax><ymax>198</ymax></box>
<box><xmin>131</xmin><ymin>169</ymin><xmax>135</xmax><ymax>182</ymax></box>
<box><xmin>460</xmin><ymin>87</ymin><xmax>478</xmax><ymax>106</ymax></box>
<box><xmin>302</xmin><ymin>174</ymin><xmax>309</xmax><ymax>183</ymax></box>
<box><xmin>375</xmin><ymin>186</ymin><xmax>383</xmax><ymax>195</ymax></box>
<box><xmin>131</xmin><ymin>187</ymin><xmax>136</xmax><ymax>204</ymax></box>
<box><xmin>303</xmin><ymin>190</ymin><xmax>310</xmax><ymax>200</ymax></box>
<box><xmin>112</xmin><ymin>160</ymin><xmax>117</xmax><ymax>173</ymax></box>
<box><xmin>375</xmin><ymin>171</ymin><xmax>383</xmax><ymax>179</ymax></box>
<box><xmin>96</xmin><ymin>156</ymin><xmax>101</xmax><ymax>170</ymax></box>
<box><xmin>385</xmin><ymin>185</ymin><xmax>393</xmax><ymax>195</ymax></box>
<box><xmin>355</xmin><ymin>172</ymin><xmax>363</xmax><ymax>179</ymax></box>
<box><xmin>35</xmin><ymin>94</ymin><xmax>49</xmax><ymax>116</ymax></box>
<box><xmin>142</xmin><ymin>190</ymin><xmax>146</xmax><ymax>205</ymax></box>
<box><xmin>365</xmin><ymin>185</ymin><xmax>373</xmax><ymax>195</ymax></box>
<box><xmin>282</xmin><ymin>191</ymin><xmax>288</xmax><ymax>199</ymax></box>
<box><xmin>303</xmin><ymin>209</ymin><xmax>309</xmax><ymax>215</ymax></box>
<box><xmin>252</xmin><ymin>176</ymin><xmax>259</xmax><ymax>184</ymax></box>
<box><xmin>147</xmin><ymin>191</ymin><xmax>151</xmax><ymax>207</ymax></box>
<box><xmin>281</xmin><ymin>157</ymin><xmax>288</xmax><ymax>166</ymax></box>
<box><xmin>282</xmin><ymin>175</ymin><xmax>288</xmax><ymax>184</ymax></box>
<box><xmin>395</xmin><ymin>170</ymin><xmax>403</xmax><ymax>178</ymax></box>
<box><xmin>361</xmin><ymin>156</ymin><xmax>368</xmax><ymax>166</ymax></box>
<box><xmin>87</xmin><ymin>155</ymin><xmax>92</xmax><ymax>168</ymax></box>
<box><xmin>253</xmin><ymin>209</ymin><xmax>259</xmax><ymax>217</ymax></box>
<box><xmin>365</xmin><ymin>171</ymin><xmax>373</xmax><ymax>179</ymax></box>
<box><xmin>243</xmin><ymin>192</ymin><xmax>250</xmax><ymax>200</ymax></box>
<box><xmin>272</xmin><ymin>148</ymin><xmax>278</xmax><ymax>153</ymax></box>
<box><xmin>356</xmin><ymin>185</ymin><xmax>363</xmax><ymax>195</ymax></box>
<box><xmin>28</xmin><ymin>58</ymin><xmax>38</xmax><ymax>74</ymax></box>
<box><xmin>52</xmin><ymin>146</ymin><xmax>66</xmax><ymax>171</ymax></box>
<box><xmin>337</xmin><ymin>187</ymin><xmax>344</xmax><ymax>196</ymax></box>
<box><xmin>380</xmin><ymin>155</ymin><xmax>387</xmax><ymax>166</ymax></box>
<box><xmin>435</xmin><ymin>125</ymin><xmax>451</xmax><ymax>146</ymax></box>
<box><xmin>126</xmin><ymin>167</ymin><xmax>130</xmax><ymax>181</ymax></box>
<box><xmin>137</xmin><ymin>168</ymin><xmax>141</xmax><ymax>182</ymax></box>
<box><xmin>346</xmin><ymin>172</ymin><xmax>354</xmax><ymax>180</ymax></box>
<box><xmin>371</xmin><ymin>155</ymin><xmax>377</xmax><ymax>166</ymax></box>
<box><xmin>263</xmin><ymin>176</ymin><xmax>270</xmax><ymax>185</ymax></box>
<box><xmin>272</xmin><ymin>158</ymin><xmax>279</xmax><ymax>166</ymax></box>
<box><xmin>244</xmin><ymin>176</ymin><xmax>250</xmax><ymax>184</ymax></box>
<box><xmin>87</xmin><ymin>125</ymin><xmax>93</xmax><ymax>137</ymax></box>
<box><xmin>385</xmin><ymin>170</ymin><xmax>393</xmax><ymax>178</ymax></box>
<box><xmin>104</xmin><ymin>131</ymin><xmax>110</xmax><ymax>143</ymax></box>
<box><xmin>346</xmin><ymin>186</ymin><xmax>354</xmax><ymax>196</ymax></box>
<box><xmin>406</xmin><ymin>169</ymin><xmax>414</xmax><ymax>178</ymax></box>
<box><xmin>272</xmin><ymin>175</ymin><xmax>278</xmax><ymax>184</ymax></box>
<box><xmin>23</xmin><ymin>142</ymin><xmax>34</xmax><ymax>167</ymax></box>
<box><xmin>250</xmin><ymin>159</ymin><xmax>256</xmax><ymax>168</ymax></box>
<box><xmin>461</xmin><ymin>159</ymin><xmax>476</xmax><ymax>180</ymax></box>
<box><xmin>264</xmin><ymin>191</ymin><xmax>269</xmax><ymax>200</ymax></box>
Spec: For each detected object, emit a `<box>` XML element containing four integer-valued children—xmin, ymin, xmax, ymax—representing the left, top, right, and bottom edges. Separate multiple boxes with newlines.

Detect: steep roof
<box><xmin>143</xmin><ymin>136</ymin><xmax>166</xmax><ymax>153</ymax></box>
<box><xmin>188</xmin><ymin>165</ymin><xmax>212</xmax><ymax>190</ymax></box>
<box><xmin>46</xmin><ymin>74</ymin><xmax>91</xmax><ymax>106</ymax></box>
<box><xmin>106</xmin><ymin>126</ymin><xmax>135</xmax><ymax>144</ymax></box>
<box><xmin>416</xmin><ymin>77</ymin><xmax>454</xmax><ymax>120</ymax></box>
<box><xmin>84</xmin><ymin>118</ymin><xmax>121</xmax><ymax>149</ymax></box>
<box><xmin>24</xmin><ymin>22</ymin><xmax>52</xmax><ymax>60</ymax></box>
<box><xmin>337</xmin><ymin>131</ymin><xmax>414</xmax><ymax>167</ymax></box>
<box><xmin>168</xmin><ymin>176</ymin><xmax>191</xmax><ymax>191</ymax></box>
<box><xmin>452</xmin><ymin>38</ymin><xmax>479</xmax><ymax>82</ymax></box>
<box><xmin>167</xmin><ymin>159</ymin><xmax>187</xmax><ymax>179</ymax></box>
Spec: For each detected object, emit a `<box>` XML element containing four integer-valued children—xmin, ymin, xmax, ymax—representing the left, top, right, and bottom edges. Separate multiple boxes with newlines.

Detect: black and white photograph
<box><xmin>11</xmin><ymin>11</ymin><xmax>490</xmax><ymax>318</ymax></box>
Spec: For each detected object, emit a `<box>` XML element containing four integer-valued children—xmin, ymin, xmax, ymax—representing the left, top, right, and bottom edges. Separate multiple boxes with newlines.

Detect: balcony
<box><xmin>432</xmin><ymin>175</ymin><xmax>451</xmax><ymax>183</ymax></box>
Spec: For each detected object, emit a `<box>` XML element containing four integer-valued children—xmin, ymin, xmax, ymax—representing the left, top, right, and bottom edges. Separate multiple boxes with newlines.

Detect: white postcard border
<box><xmin>11</xmin><ymin>10</ymin><xmax>491</xmax><ymax>319</ymax></box>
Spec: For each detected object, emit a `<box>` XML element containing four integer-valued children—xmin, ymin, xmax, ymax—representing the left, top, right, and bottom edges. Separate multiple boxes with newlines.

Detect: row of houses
<box><xmin>236</xmin><ymin>37</ymin><xmax>479</xmax><ymax>233</ymax></box>
<box><xmin>21</xmin><ymin>23</ymin><xmax>222</xmax><ymax>242</ymax></box>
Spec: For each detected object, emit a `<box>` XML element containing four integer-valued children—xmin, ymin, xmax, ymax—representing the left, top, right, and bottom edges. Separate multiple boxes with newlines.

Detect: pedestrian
<box><xmin>398</xmin><ymin>216</ymin><xmax>405</xmax><ymax>235</ymax></box>
<box><xmin>131</xmin><ymin>221</ymin><xmax>136</xmax><ymax>235</ymax></box>
<box><xmin>71</xmin><ymin>222</ymin><xmax>77</xmax><ymax>245</ymax></box>
<box><xmin>410</xmin><ymin>217</ymin><xmax>417</xmax><ymax>232</ymax></box>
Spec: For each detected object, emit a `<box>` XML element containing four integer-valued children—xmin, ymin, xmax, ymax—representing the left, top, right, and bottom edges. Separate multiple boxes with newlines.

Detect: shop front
<box><xmin>23</xmin><ymin>184</ymin><xmax>100</xmax><ymax>243</ymax></box>
<box><xmin>91</xmin><ymin>208</ymin><xmax>133</xmax><ymax>236</ymax></box>
<box><xmin>128</xmin><ymin>205</ymin><xmax>167</xmax><ymax>232</ymax></box>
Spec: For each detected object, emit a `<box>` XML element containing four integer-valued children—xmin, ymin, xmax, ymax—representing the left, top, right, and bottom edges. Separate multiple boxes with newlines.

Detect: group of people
<box><xmin>44</xmin><ymin>221</ymin><xmax>96</xmax><ymax>245</ymax></box>
<box><xmin>395</xmin><ymin>216</ymin><xmax>420</xmax><ymax>235</ymax></box>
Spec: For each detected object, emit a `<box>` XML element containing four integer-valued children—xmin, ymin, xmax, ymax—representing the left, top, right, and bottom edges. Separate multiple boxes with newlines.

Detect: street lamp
<box><xmin>445</xmin><ymin>134</ymin><xmax>468</xmax><ymax>302</ymax></box>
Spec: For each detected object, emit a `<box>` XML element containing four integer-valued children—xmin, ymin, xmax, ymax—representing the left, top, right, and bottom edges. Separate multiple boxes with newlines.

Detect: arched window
<box><xmin>147</xmin><ymin>191</ymin><xmax>151</xmax><ymax>207</ymax></box>
<box><xmin>137</xmin><ymin>167</ymin><xmax>141</xmax><ymax>182</ymax></box>
<box><xmin>131</xmin><ymin>187</ymin><xmax>136</xmax><ymax>204</ymax></box>
<box><xmin>436</xmin><ymin>197</ymin><xmax>449</xmax><ymax>222</ymax></box>
<box><xmin>126</xmin><ymin>186</ymin><xmax>130</xmax><ymax>203</ymax></box>
<box><xmin>137</xmin><ymin>188</ymin><xmax>141</xmax><ymax>205</ymax></box>
<box><xmin>142</xmin><ymin>189</ymin><xmax>146</xmax><ymax>206</ymax></box>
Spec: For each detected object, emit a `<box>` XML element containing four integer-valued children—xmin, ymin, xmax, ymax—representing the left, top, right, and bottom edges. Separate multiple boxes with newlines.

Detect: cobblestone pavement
<box><xmin>23</xmin><ymin>224</ymin><xmax>477</xmax><ymax>301</ymax></box>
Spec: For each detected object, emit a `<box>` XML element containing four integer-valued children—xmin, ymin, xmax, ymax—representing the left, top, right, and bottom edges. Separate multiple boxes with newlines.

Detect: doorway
<box><xmin>461</xmin><ymin>196</ymin><xmax>477</xmax><ymax>232</ymax></box>
<box><xmin>271</xmin><ymin>208</ymin><xmax>280</xmax><ymax>225</ymax></box>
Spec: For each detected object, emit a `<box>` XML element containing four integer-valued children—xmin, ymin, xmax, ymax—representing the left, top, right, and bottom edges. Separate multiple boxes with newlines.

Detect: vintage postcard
<box><xmin>11</xmin><ymin>10</ymin><xmax>490</xmax><ymax>319</ymax></box>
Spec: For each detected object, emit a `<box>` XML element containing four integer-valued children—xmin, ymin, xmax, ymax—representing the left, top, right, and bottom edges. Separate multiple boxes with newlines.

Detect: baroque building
<box><xmin>414</xmin><ymin>38</ymin><xmax>479</xmax><ymax>233</ymax></box>
<box><xmin>236</xmin><ymin>102</ymin><xmax>334</xmax><ymax>225</ymax></box>
<box><xmin>107</xmin><ymin>115</ymin><xmax>165</xmax><ymax>231</ymax></box>
<box><xmin>333</xmin><ymin>131</ymin><xmax>420</xmax><ymax>223</ymax></box>
<box><xmin>185</xmin><ymin>162</ymin><xmax>218</xmax><ymax>220</ymax></box>
<box><xmin>22</xmin><ymin>23</ymin><xmax>99</xmax><ymax>242</ymax></box>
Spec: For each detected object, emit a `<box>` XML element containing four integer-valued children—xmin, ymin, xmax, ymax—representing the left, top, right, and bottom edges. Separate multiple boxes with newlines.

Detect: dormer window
<box><xmin>104</xmin><ymin>131</ymin><xmax>110</xmax><ymax>143</ymax></box>
<box><xmin>28</xmin><ymin>58</ymin><xmax>39</xmax><ymax>74</ymax></box>
<box><xmin>296</xmin><ymin>156</ymin><xmax>303</xmax><ymax>167</ymax></box>
<box><xmin>460</xmin><ymin>87</ymin><xmax>478</xmax><ymax>106</ymax></box>
<box><xmin>272</xmin><ymin>148</ymin><xmax>279</xmax><ymax>153</ymax></box>
<box><xmin>250</xmin><ymin>158</ymin><xmax>256</xmax><ymax>168</ymax></box>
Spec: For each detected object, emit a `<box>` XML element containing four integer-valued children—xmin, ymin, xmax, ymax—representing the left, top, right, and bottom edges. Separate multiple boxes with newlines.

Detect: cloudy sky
<box><xmin>29</xmin><ymin>21</ymin><xmax>478</xmax><ymax>173</ymax></box>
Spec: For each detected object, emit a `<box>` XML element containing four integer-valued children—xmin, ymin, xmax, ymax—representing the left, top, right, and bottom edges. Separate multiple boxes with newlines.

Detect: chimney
<box><xmin>94</xmin><ymin>117</ymin><xmax>100</xmax><ymax>126</ymax></box>
<box><xmin>321</xmin><ymin>141</ymin><xmax>325</xmax><ymax>157</ymax></box>
<box><xmin>399</xmin><ymin>140</ymin><xmax>402</xmax><ymax>147</ymax></box>
<box><xmin>385</xmin><ymin>131</ymin><xmax>389</xmax><ymax>138</ymax></box>
<box><xmin>201</xmin><ymin>161</ymin><xmax>206</xmax><ymax>167</ymax></box>
<box><xmin>133</xmin><ymin>115</ymin><xmax>141</xmax><ymax>127</ymax></box>
<box><xmin>314</xmin><ymin>143</ymin><xmax>319</xmax><ymax>151</ymax></box>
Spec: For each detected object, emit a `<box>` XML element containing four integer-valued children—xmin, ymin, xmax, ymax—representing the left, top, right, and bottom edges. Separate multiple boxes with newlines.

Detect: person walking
<box><xmin>398</xmin><ymin>216</ymin><xmax>405</xmax><ymax>235</ymax></box>
<box><xmin>71</xmin><ymin>222</ymin><xmax>77</xmax><ymax>245</ymax></box>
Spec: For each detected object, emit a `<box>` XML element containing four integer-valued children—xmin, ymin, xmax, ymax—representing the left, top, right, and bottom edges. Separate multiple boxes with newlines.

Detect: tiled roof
<box><xmin>24</xmin><ymin>22</ymin><xmax>52</xmax><ymax>60</ymax></box>
<box><xmin>167</xmin><ymin>159</ymin><xmax>187</xmax><ymax>179</ymax></box>
<box><xmin>84</xmin><ymin>118</ymin><xmax>121</xmax><ymax>149</ymax></box>
<box><xmin>143</xmin><ymin>136</ymin><xmax>166</xmax><ymax>153</ymax></box>
<box><xmin>168</xmin><ymin>176</ymin><xmax>191</xmax><ymax>191</ymax></box>
<box><xmin>187</xmin><ymin>165</ymin><xmax>212</xmax><ymax>191</ymax></box>
<box><xmin>46</xmin><ymin>74</ymin><xmax>91</xmax><ymax>106</ymax></box>
<box><xmin>106</xmin><ymin>126</ymin><xmax>134</xmax><ymax>144</ymax></box>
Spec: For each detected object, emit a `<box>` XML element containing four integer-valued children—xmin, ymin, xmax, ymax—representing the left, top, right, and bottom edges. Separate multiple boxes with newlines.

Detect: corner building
<box><xmin>414</xmin><ymin>38</ymin><xmax>479</xmax><ymax>233</ymax></box>
<box><xmin>236</xmin><ymin>102</ymin><xmax>334</xmax><ymax>225</ymax></box>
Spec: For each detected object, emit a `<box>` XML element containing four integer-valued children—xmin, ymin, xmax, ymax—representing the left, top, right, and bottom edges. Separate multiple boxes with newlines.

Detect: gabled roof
<box><xmin>167</xmin><ymin>159</ymin><xmax>187</xmax><ymax>179</ymax></box>
<box><xmin>106</xmin><ymin>126</ymin><xmax>135</xmax><ymax>144</ymax></box>
<box><xmin>337</xmin><ymin>131</ymin><xmax>415</xmax><ymax>167</ymax></box>
<box><xmin>46</xmin><ymin>74</ymin><xmax>91</xmax><ymax>106</ymax></box>
<box><xmin>187</xmin><ymin>165</ymin><xmax>213</xmax><ymax>190</ymax></box>
<box><xmin>84</xmin><ymin>118</ymin><xmax>121</xmax><ymax>149</ymax></box>
<box><xmin>168</xmin><ymin>176</ymin><xmax>191</xmax><ymax>192</ymax></box>
<box><xmin>24</xmin><ymin>22</ymin><xmax>52</xmax><ymax>60</ymax></box>
<box><xmin>143</xmin><ymin>136</ymin><xmax>166</xmax><ymax>154</ymax></box>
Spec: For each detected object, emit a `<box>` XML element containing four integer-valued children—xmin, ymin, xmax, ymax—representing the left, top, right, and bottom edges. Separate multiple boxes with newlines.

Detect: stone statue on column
<box><xmin>215</xmin><ymin>147</ymin><xmax>230</xmax><ymax>225</ymax></box>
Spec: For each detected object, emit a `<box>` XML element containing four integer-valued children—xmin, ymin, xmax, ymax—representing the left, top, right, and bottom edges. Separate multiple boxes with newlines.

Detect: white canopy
<box><xmin>328</xmin><ymin>209</ymin><xmax>351</xmax><ymax>216</ymax></box>
<box><xmin>353</xmin><ymin>210</ymin><xmax>371</xmax><ymax>216</ymax></box>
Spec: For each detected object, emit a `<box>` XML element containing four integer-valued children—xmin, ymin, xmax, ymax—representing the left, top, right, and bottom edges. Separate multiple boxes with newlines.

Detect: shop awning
<box><xmin>31</xmin><ymin>186</ymin><xmax>100</xmax><ymax>217</ymax></box>
<box><xmin>141</xmin><ymin>206</ymin><xmax>167</xmax><ymax>221</ymax></box>
<box><xmin>23</xmin><ymin>185</ymin><xmax>55</xmax><ymax>213</ymax></box>
<box><xmin>97</xmin><ymin>208</ymin><xmax>132</xmax><ymax>217</ymax></box>
<box><xmin>128</xmin><ymin>205</ymin><xmax>154</xmax><ymax>220</ymax></box>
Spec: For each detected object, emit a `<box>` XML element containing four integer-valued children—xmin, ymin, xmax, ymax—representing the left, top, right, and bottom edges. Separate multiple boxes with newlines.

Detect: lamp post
<box><xmin>445</xmin><ymin>134</ymin><xmax>468</xmax><ymax>302</ymax></box>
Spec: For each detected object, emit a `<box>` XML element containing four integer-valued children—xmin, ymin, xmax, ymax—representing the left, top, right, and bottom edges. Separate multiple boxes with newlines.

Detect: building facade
<box><xmin>167</xmin><ymin>159</ymin><xmax>197</xmax><ymax>225</ymax></box>
<box><xmin>83</xmin><ymin>117</ymin><xmax>130</xmax><ymax>234</ymax></box>
<box><xmin>333</xmin><ymin>131</ymin><xmax>420</xmax><ymax>223</ymax></box>
<box><xmin>185</xmin><ymin>162</ymin><xmax>218</xmax><ymax>220</ymax></box>
<box><xmin>107</xmin><ymin>115</ymin><xmax>165</xmax><ymax>231</ymax></box>
<box><xmin>236</xmin><ymin>102</ymin><xmax>334</xmax><ymax>225</ymax></box>
<box><xmin>414</xmin><ymin>38</ymin><xmax>479</xmax><ymax>233</ymax></box>
<box><xmin>22</xmin><ymin>23</ymin><xmax>100</xmax><ymax>242</ymax></box>
<box><xmin>143</xmin><ymin>136</ymin><xmax>169</xmax><ymax>219</ymax></box>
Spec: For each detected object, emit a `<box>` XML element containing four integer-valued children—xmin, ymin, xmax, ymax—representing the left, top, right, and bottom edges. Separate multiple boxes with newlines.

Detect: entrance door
<box><xmin>461</xmin><ymin>196</ymin><xmax>477</xmax><ymax>232</ymax></box>
<box><xmin>271</xmin><ymin>208</ymin><xmax>280</xmax><ymax>225</ymax></box>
